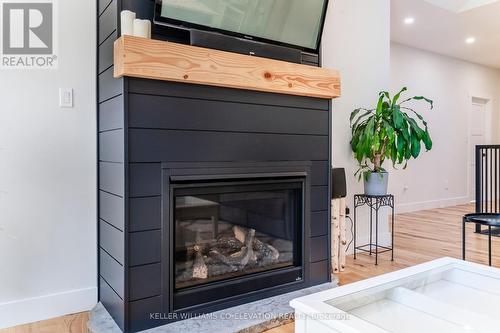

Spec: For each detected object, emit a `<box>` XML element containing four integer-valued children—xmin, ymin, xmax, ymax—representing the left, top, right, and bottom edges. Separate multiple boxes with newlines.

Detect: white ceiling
<box><xmin>391</xmin><ymin>0</ymin><xmax>500</xmax><ymax>69</ymax></box>
<box><xmin>423</xmin><ymin>0</ymin><xmax>500</xmax><ymax>12</ymax></box>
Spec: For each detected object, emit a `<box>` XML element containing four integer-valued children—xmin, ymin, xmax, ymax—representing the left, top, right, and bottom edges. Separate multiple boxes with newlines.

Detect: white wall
<box><xmin>0</xmin><ymin>0</ymin><xmax>97</xmax><ymax>328</ymax></box>
<box><xmin>322</xmin><ymin>0</ymin><xmax>392</xmax><ymax>248</ymax></box>
<box><xmin>390</xmin><ymin>43</ymin><xmax>500</xmax><ymax>213</ymax></box>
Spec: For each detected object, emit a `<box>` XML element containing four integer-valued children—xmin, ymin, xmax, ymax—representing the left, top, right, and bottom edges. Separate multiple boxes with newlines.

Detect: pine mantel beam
<box><xmin>114</xmin><ymin>36</ymin><xmax>341</xmax><ymax>99</ymax></box>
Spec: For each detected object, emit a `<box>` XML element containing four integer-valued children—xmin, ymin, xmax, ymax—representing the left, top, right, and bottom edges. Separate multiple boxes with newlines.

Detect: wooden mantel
<box><xmin>114</xmin><ymin>35</ymin><xmax>341</xmax><ymax>99</ymax></box>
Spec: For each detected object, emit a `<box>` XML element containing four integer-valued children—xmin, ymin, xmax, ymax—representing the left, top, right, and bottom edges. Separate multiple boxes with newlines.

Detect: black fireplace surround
<box><xmin>97</xmin><ymin>2</ymin><xmax>331</xmax><ymax>332</ymax></box>
<box><xmin>97</xmin><ymin>78</ymin><xmax>332</xmax><ymax>332</ymax></box>
<box><xmin>96</xmin><ymin>78</ymin><xmax>332</xmax><ymax>332</ymax></box>
<box><xmin>164</xmin><ymin>163</ymin><xmax>310</xmax><ymax>311</ymax></box>
<box><xmin>97</xmin><ymin>84</ymin><xmax>331</xmax><ymax>333</ymax></box>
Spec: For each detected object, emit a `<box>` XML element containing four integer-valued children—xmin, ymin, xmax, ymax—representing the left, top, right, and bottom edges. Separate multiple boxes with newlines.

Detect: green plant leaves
<box><xmin>351</xmin><ymin>109</ymin><xmax>373</xmax><ymax>132</ymax></box>
<box><xmin>392</xmin><ymin>87</ymin><xmax>407</xmax><ymax>106</ymax></box>
<box><xmin>396</xmin><ymin>135</ymin><xmax>405</xmax><ymax>164</ymax></box>
<box><xmin>408</xmin><ymin>109</ymin><xmax>428</xmax><ymax>127</ymax></box>
<box><xmin>410</xmin><ymin>129</ymin><xmax>421</xmax><ymax>158</ymax></box>
<box><xmin>382</xmin><ymin>119</ymin><xmax>395</xmax><ymax>141</ymax></box>
<box><xmin>376</xmin><ymin>94</ymin><xmax>384</xmax><ymax>115</ymax></box>
<box><xmin>392</xmin><ymin>106</ymin><xmax>404</xmax><ymax>129</ymax></box>
<box><xmin>422</xmin><ymin>131</ymin><xmax>433</xmax><ymax>150</ymax></box>
<box><xmin>413</xmin><ymin>96</ymin><xmax>434</xmax><ymax>109</ymax></box>
<box><xmin>373</xmin><ymin>132</ymin><xmax>381</xmax><ymax>151</ymax></box>
<box><xmin>350</xmin><ymin>87</ymin><xmax>434</xmax><ymax>179</ymax></box>
<box><xmin>350</xmin><ymin>108</ymin><xmax>362</xmax><ymax>123</ymax></box>
<box><xmin>380</xmin><ymin>91</ymin><xmax>391</xmax><ymax>104</ymax></box>
<box><xmin>400</xmin><ymin>95</ymin><xmax>434</xmax><ymax>109</ymax></box>
<box><xmin>405</xmin><ymin>115</ymin><xmax>424</xmax><ymax>139</ymax></box>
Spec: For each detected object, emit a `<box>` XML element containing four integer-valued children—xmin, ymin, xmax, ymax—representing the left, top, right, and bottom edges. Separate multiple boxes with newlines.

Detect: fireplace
<box><xmin>97</xmin><ymin>63</ymin><xmax>333</xmax><ymax>332</ymax></box>
<box><xmin>174</xmin><ymin>180</ymin><xmax>302</xmax><ymax>289</ymax></box>
<box><xmin>164</xmin><ymin>163</ymin><xmax>309</xmax><ymax>311</ymax></box>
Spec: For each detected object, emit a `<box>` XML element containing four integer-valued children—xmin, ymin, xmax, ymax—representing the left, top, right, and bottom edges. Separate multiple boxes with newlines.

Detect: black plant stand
<box><xmin>354</xmin><ymin>194</ymin><xmax>395</xmax><ymax>265</ymax></box>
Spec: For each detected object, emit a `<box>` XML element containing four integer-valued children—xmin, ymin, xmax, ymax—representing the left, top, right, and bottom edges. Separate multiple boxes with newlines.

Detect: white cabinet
<box><xmin>290</xmin><ymin>258</ymin><xmax>500</xmax><ymax>332</ymax></box>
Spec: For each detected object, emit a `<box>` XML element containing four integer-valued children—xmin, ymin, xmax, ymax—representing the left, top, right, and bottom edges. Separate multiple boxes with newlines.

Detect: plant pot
<box><xmin>364</xmin><ymin>172</ymin><xmax>389</xmax><ymax>196</ymax></box>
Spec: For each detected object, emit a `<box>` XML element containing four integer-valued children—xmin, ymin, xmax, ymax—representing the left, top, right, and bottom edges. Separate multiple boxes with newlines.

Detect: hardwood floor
<box><xmin>3</xmin><ymin>203</ymin><xmax>494</xmax><ymax>333</ymax></box>
<box><xmin>338</xmin><ymin>203</ymin><xmax>480</xmax><ymax>285</ymax></box>
<box><xmin>0</xmin><ymin>312</ymin><xmax>89</xmax><ymax>333</ymax></box>
<box><xmin>266</xmin><ymin>203</ymin><xmax>488</xmax><ymax>333</ymax></box>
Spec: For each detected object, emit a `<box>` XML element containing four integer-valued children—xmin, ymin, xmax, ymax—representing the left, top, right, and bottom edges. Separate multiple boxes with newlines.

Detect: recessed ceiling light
<box><xmin>465</xmin><ymin>37</ymin><xmax>476</xmax><ymax>44</ymax></box>
<box><xmin>404</xmin><ymin>17</ymin><xmax>415</xmax><ymax>25</ymax></box>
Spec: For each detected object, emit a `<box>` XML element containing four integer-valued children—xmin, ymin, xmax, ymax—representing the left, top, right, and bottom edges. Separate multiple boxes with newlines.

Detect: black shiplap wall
<box><xmin>124</xmin><ymin>79</ymin><xmax>331</xmax><ymax>332</ymax></box>
<box><xmin>98</xmin><ymin>1</ymin><xmax>328</xmax><ymax>331</ymax></box>
<box><xmin>97</xmin><ymin>0</ymin><xmax>126</xmax><ymax>331</ymax></box>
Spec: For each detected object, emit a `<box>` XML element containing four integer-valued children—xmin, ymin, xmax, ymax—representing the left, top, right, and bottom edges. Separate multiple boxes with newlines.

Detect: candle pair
<box><xmin>121</xmin><ymin>10</ymin><xmax>151</xmax><ymax>39</ymax></box>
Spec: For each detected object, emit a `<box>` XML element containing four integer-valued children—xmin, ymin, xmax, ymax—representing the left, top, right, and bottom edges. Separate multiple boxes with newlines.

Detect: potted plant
<box><xmin>350</xmin><ymin>87</ymin><xmax>433</xmax><ymax>196</ymax></box>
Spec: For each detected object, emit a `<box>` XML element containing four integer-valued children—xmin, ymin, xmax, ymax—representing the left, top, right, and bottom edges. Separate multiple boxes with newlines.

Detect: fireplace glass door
<box><xmin>173</xmin><ymin>179</ymin><xmax>303</xmax><ymax>290</ymax></box>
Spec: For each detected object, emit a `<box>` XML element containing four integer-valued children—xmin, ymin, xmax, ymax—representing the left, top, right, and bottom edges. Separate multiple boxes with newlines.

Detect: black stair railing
<box><xmin>475</xmin><ymin>145</ymin><xmax>500</xmax><ymax>232</ymax></box>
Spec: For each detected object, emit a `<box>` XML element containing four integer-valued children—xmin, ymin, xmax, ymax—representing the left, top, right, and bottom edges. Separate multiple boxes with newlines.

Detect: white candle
<box><xmin>133</xmin><ymin>19</ymin><xmax>151</xmax><ymax>39</ymax></box>
<box><xmin>120</xmin><ymin>10</ymin><xmax>136</xmax><ymax>36</ymax></box>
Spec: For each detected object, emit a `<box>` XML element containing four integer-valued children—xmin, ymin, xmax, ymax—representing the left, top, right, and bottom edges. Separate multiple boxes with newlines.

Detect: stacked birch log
<box><xmin>331</xmin><ymin>198</ymin><xmax>347</xmax><ymax>273</ymax></box>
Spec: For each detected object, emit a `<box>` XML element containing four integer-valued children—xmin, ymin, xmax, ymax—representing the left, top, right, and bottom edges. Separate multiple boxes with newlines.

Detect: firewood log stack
<box><xmin>331</xmin><ymin>198</ymin><xmax>347</xmax><ymax>273</ymax></box>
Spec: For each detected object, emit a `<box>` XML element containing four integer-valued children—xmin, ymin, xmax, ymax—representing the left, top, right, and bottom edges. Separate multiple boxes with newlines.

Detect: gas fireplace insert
<box><xmin>163</xmin><ymin>162</ymin><xmax>311</xmax><ymax>311</ymax></box>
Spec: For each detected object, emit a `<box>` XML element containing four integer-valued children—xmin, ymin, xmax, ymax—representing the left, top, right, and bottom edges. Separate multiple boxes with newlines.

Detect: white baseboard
<box><xmin>395</xmin><ymin>196</ymin><xmax>470</xmax><ymax>214</ymax></box>
<box><xmin>0</xmin><ymin>287</ymin><xmax>97</xmax><ymax>329</ymax></box>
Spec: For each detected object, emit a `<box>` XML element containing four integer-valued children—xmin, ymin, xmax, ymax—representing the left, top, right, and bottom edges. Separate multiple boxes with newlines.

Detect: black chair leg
<box><xmin>462</xmin><ymin>219</ymin><xmax>466</xmax><ymax>261</ymax></box>
<box><xmin>489</xmin><ymin>226</ymin><xmax>492</xmax><ymax>266</ymax></box>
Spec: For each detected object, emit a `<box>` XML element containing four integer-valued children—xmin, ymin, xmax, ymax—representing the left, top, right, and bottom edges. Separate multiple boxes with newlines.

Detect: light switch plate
<box><xmin>59</xmin><ymin>88</ymin><xmax>73</xmax><ymax>108</ymax></box>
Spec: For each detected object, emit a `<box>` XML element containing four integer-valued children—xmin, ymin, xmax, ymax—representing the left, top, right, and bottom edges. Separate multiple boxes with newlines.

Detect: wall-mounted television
<box><xmin>154</xmin><ymin>0</ymin><xmax>329</xmax><ymax>54</ymax></box>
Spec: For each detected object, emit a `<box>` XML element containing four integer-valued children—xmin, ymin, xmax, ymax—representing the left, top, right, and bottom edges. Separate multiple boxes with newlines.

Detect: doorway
<box><xmin>469</xmin><ymin>97</ymin><xmax>490</xmax><ymax>201</ymax></box>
